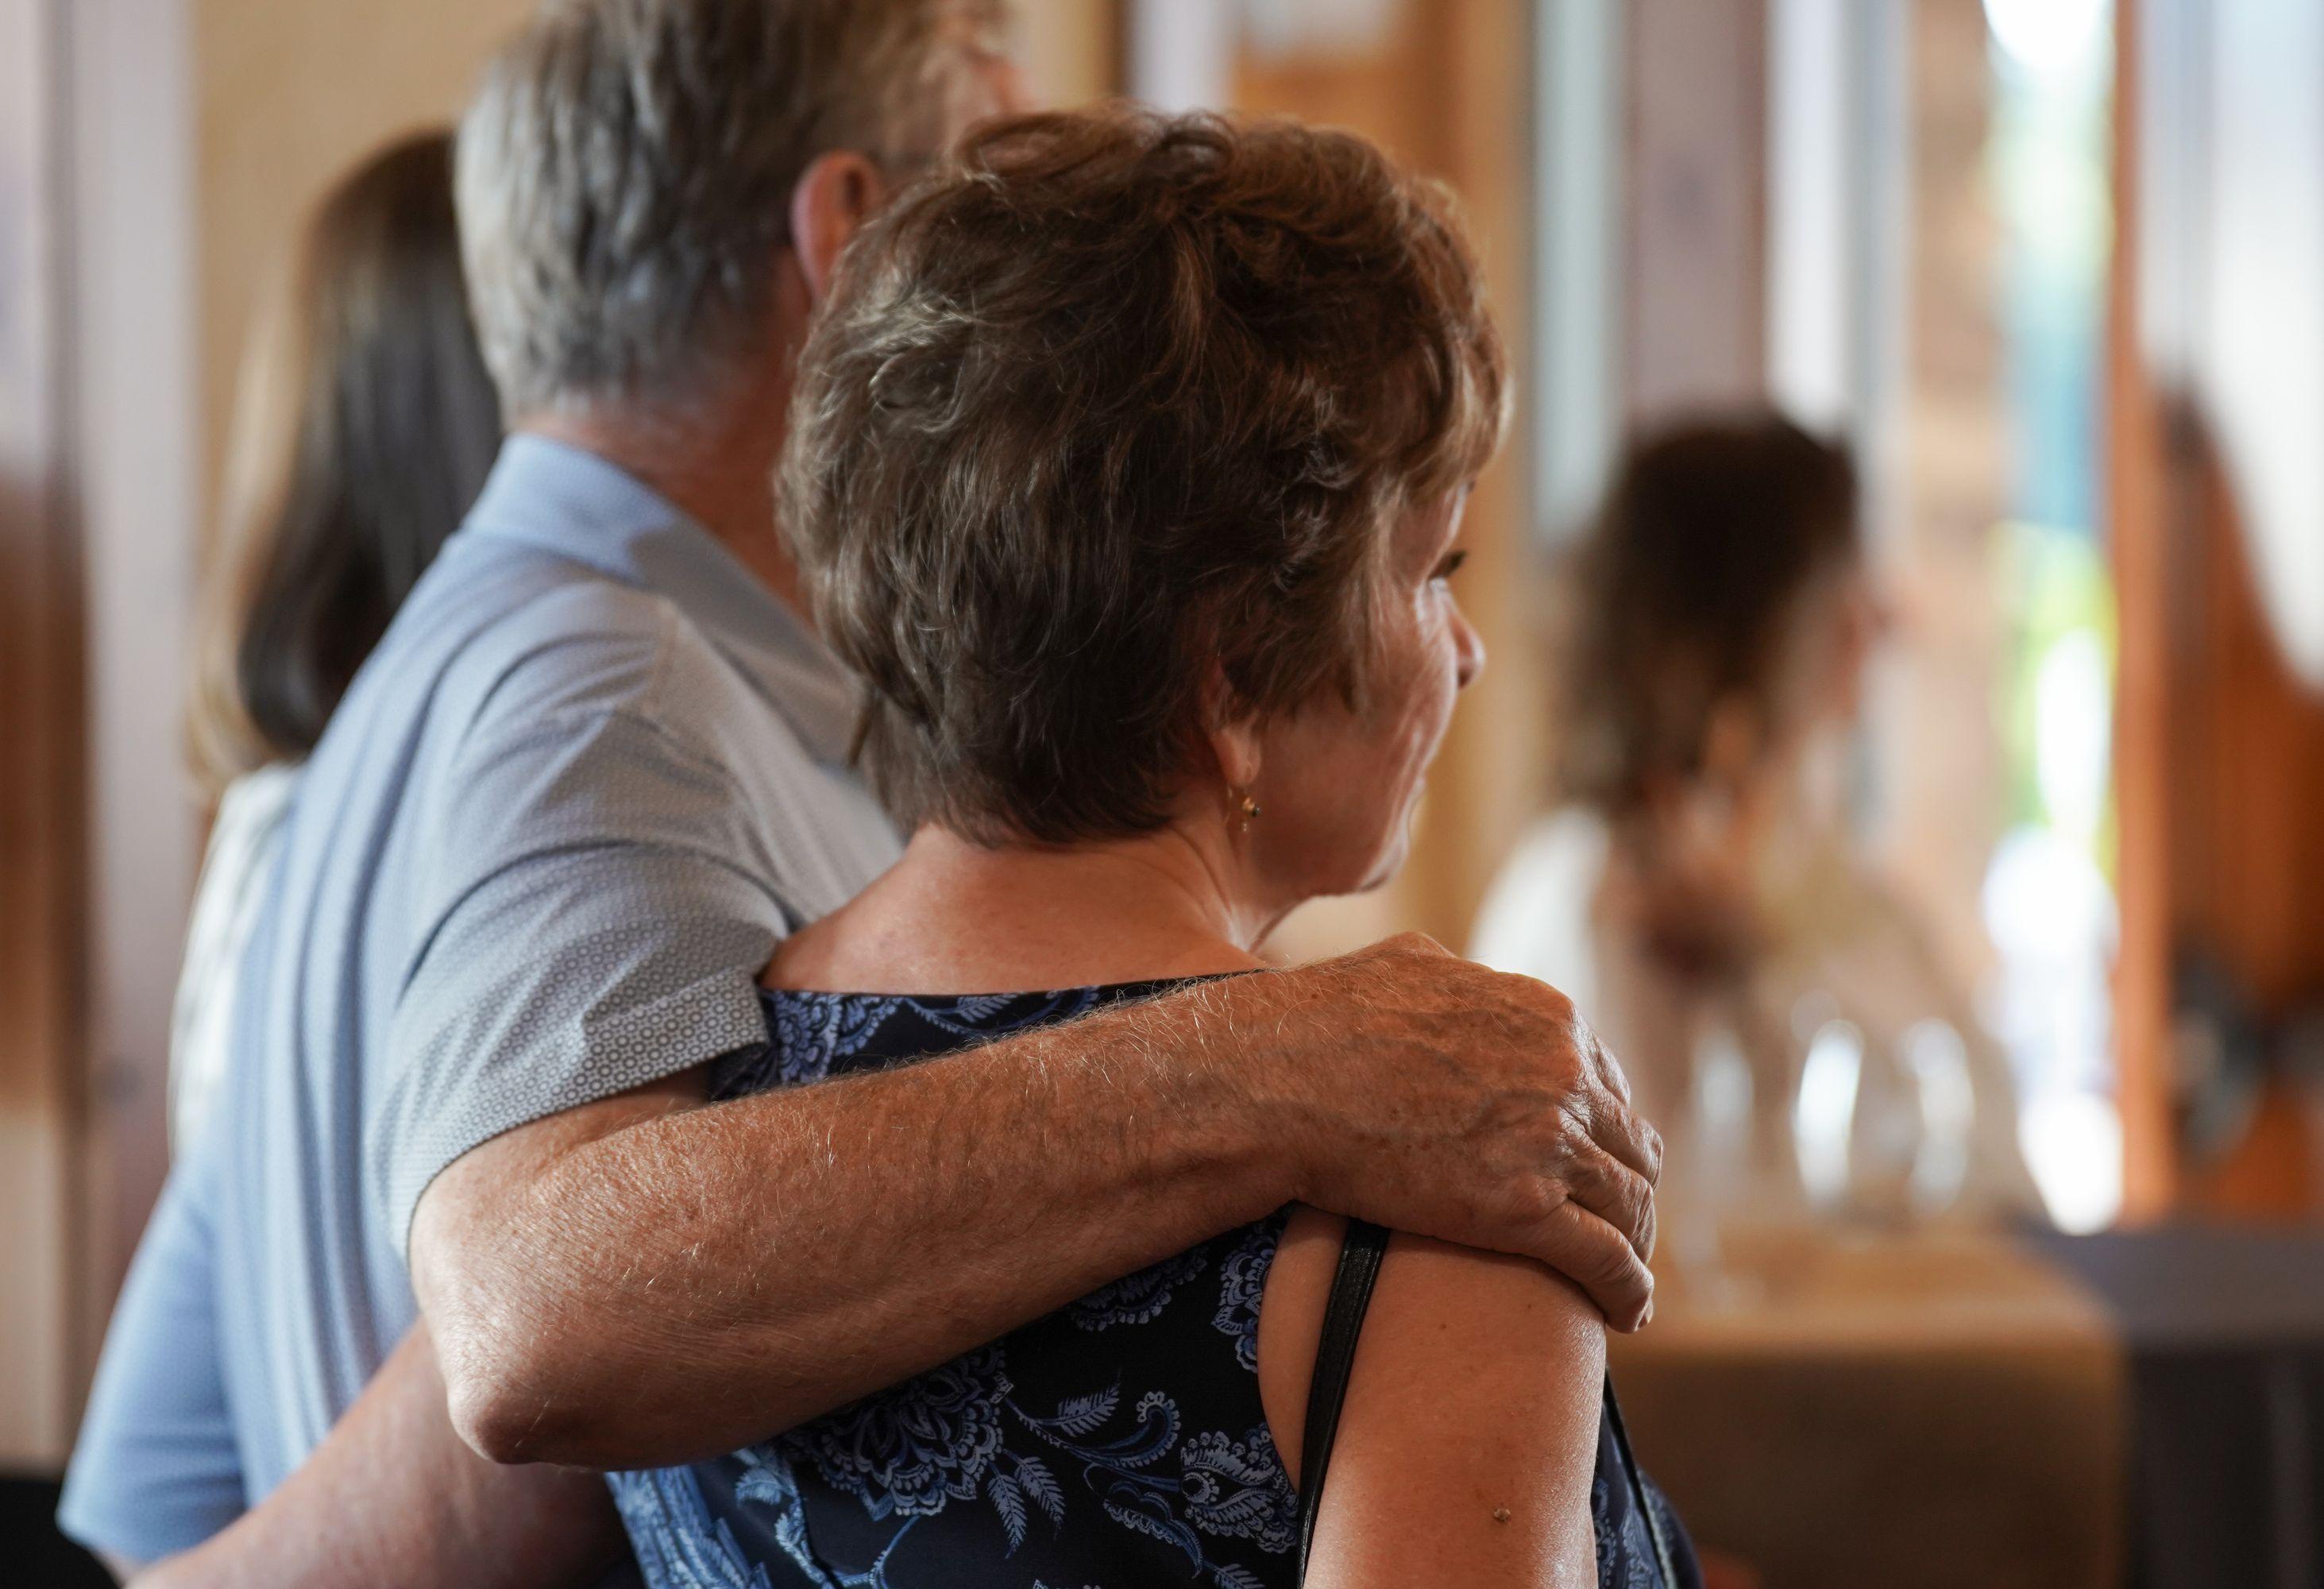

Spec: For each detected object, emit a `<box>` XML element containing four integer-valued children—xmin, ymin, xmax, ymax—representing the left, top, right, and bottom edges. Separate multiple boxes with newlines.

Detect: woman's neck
<box><xmin>766</xmin><ymin>821</ymin><xmax>1278</xmax><ymax>994</ymax></box>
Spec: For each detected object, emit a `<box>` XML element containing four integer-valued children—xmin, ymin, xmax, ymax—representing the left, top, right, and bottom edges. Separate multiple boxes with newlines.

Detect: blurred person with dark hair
<box><xmin>61</xmin><ymin>2</ymin><xmax>1663</xmax><ymax>1586</ymax></box>
<box><xmin>1473</xmin><ymin>413</ymin><xmax>2039</xmax><ymax>1245</ymax></box>
<box><xmin>60</xmin><ymin>128</ymin><xmax>515</xmax><ymax>1581</ymax></box>
<box><xmin>168</xmin><ymin>129</ymin><xmax>503</xmax><ymax>1153</ymax></box>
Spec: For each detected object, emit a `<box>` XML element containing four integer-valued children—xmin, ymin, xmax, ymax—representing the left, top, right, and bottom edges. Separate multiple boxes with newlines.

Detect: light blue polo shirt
<box><xmin>60</xmin><ymin>436</ymin><xmax>901</xmax><ymax>1563</ymax></box>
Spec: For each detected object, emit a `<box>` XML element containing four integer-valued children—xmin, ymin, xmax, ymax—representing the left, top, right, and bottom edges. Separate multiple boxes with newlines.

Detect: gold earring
<box><xmin>1232</xmin><ymin>788</ymin><xmax>1262</xmax><ymax>834</ymax></box>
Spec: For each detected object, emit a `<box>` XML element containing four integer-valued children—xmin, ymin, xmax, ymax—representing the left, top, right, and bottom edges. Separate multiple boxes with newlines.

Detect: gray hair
<box><xmin>457</xmin><ymin>0</ymin><xmax>1009</xmax><ymax>419</ymax></box>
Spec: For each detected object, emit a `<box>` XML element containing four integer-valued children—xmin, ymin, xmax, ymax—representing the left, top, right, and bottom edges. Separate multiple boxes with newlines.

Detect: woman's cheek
<box><xmin>1408</xmin><ymin>613</ymin><xmax>1462</xmax><ymax>751</ymax></box>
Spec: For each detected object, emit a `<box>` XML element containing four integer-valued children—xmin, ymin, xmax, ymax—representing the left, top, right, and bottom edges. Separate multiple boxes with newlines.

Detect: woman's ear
<box><xmin>1699</xmin><ymin>694</ymin><xmax>1766</xmax><ymax>794</ymax></box>
<box><xmin>1206</xmin><ymin>717</ymin><xmax>1264</xmax><ymax>798</ymax></box>
<box><xmin>789</xmin><ymin>150</ymin><xmax>889</xmax><ymax>304</ymax></box>
<box><xmin>1198</xmin><ymin>661</ymin><xmax>1265</xmax><ymax>794</ymax></box>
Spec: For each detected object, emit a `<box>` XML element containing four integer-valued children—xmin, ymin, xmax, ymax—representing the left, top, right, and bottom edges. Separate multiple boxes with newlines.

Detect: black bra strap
<box><xmin>1294</xmin><ymin>1220</ymin><xmax>1679</xmax><ymax>1586</ymax></box>
<box><xmin>1296</xmin><ymin>1218</ymin><xmax>1390</xmax><ymax>1579</ymax></box>
<box><xmin>1602</xmin><ymin>1373</ymin><xmax>1681</xmax><ymax>1585</ymax></box>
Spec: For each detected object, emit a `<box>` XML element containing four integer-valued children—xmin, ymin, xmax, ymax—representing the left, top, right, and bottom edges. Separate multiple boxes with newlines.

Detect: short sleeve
<box><xmin>59</xmin><ymin>1164</ymin><xmax>245</xmax><ymax>1564</ymax></box>
<box><xmin>372</xmin><ymin>702</ymin><xmax>792</xmax><ymax>1254</ymax></box>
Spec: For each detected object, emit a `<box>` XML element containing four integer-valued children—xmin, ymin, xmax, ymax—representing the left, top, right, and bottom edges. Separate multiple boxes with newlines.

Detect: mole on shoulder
<box><xmin>1492</xmin><ymin>1506</ymin><xmax>1511</xmax><ymax>1523</ymax></box>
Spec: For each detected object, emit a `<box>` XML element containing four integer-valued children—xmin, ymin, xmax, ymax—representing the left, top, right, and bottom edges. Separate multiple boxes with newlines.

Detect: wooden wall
<box><xmin>2107</xmin><ymin>0</ymin><xmax>2179</xmax><ymax>1217</ymax></box>
<box><xmin>2164</xmin><ymin>414</ymin><xmax>2324</xmax><ymax>1215</ymax></box>
<box><xmin>0</xmin><ymin>0</ymin><xmax>83</xmax><ymax>1471</ymax></box>
<box><xmin>2111</xmin><ymin>0</ymin><xmax>2324</xmax><ymax>1218</ymax></box>
<box><xmin>194</xmin><ymin>0</ymin><xmax>542</xmax><ymax>575</ymax></box>
<box><xmin>1019</xmin><ymin>0</ymin><xmax>1122</xmax><ymax>106</ymax></box>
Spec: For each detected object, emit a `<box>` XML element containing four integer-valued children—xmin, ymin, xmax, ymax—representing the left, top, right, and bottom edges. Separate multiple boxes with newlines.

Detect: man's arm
<box><xmin>134</xmin><ymin>1328</ymin><xmax>623</xmax><ymax>1589</ymax></box>
<box><xmin>416</xmin><ymin>934</ymin><xmax>1660</xmax><ymax>1469</ymax></box>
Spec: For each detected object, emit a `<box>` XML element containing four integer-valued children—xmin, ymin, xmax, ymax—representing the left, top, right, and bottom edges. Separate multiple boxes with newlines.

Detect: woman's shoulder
<box><xmin>1257</xmin><ymin>1208</ymin><xmax>1641</xmax><ymax>1585</ymax></box>
<box><xmin>172</xmin><ymin>763</ymin><xmax>306</xmax><ymax>1149</ymax></box>
<box><xmin>203</xmin><ymin>764</ymin><xmax>301</xmax><ymax>880</ymax></box>
<box><xmin>1254</xmin><ymin>1208</ymin><xmax>1606</xmax><ymax>1490</ymax></box>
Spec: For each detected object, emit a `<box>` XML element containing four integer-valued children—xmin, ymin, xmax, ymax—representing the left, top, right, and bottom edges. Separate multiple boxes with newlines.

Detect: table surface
<box><xmin>2024</xmin><ymin>1222</ymin><xmax>2324</xmax><ymax>1347</ymax></box>
<box><xmin>1619</xmin><ymin>1223</ymin><xmax>2118</xmax><ymax>1355</ymax></box>
<box><xmin>1607</xmin><ymin>1220</ymin><xmax>2324</xmax><ymax>1589</ymax></box>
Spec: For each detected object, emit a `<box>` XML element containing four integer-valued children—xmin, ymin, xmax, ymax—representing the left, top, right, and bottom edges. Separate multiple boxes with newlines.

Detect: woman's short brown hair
<box><xmin>783</xmin><ymin>105</ymin><xmax>1508</xmax><ymax>844</ymax></box>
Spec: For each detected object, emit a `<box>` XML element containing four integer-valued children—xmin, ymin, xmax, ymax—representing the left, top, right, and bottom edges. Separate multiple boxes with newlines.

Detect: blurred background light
<box><xmin>1982</xmin><ymin>0</ymin><xmax>2109</xmax><ymax>79</ymax></box>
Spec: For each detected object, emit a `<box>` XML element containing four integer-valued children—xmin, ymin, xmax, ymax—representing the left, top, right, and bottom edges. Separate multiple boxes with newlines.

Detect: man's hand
<box><xmin>1255</xmin><ymin>934</ymin><xmax>1661</xmax><ymax>1329</ymax></box>
<box><xmin>413</xmin><ymin>938</ymin><xmax>1657</xmax><ymax>1470</ymax></box>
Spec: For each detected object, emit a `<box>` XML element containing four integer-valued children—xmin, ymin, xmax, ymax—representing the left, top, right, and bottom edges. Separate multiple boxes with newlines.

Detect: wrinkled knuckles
<box><xmin>1593</xmin><ymin>1037</ymin><xmax>1635</xmax><ymax>1104</ymax></box>
<box><xmin>1640</xmin><ymin>1118</ymin><xmax>1668</xmax><ymax>1185</ymax></box>
<box><xmin>1568</xmin><ymin>1150</ymin><xmax>1657</xmax><ymax>1255</ymax></box>
<box><xmin>1511</xmin><ymin>1173</ymin><xmax>1573</xmax><ymax>1231</ymax></box>
<box><xmin>1579</xmin><ymin>1230</ymin><xmax>1649</xmax><ymax>1298</ymax></box>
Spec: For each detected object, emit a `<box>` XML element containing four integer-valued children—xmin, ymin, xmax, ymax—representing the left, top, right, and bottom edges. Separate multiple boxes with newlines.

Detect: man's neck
<box><xmin>519</xmin><ymin>404</ymin><xmax>808</xmax><ymax>617</ymax></box>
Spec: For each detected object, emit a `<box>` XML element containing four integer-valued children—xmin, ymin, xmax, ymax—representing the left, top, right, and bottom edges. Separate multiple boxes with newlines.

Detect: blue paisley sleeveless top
<box><xmin>609</xmin><ymin>984</ymin><xmax>1701</xmax><ymax>1589</ymax></box>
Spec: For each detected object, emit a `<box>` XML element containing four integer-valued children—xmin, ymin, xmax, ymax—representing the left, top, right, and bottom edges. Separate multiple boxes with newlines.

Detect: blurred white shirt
<box><xmin>1469</xmin><ymin>808</ymin><xmax>1610</xmax><ymax>1013</ymax></box>
<box><xmin>1472</xmin><ymin>806</ymin><xmax>2045</xmax><ymax>1233</ymax></box>
<box><xmin>169</xmin><ymin>762</ymin><xmax>299</xmax><ymax>1154</ymax></box>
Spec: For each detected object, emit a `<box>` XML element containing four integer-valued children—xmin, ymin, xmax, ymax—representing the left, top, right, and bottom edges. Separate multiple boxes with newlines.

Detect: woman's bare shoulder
<box><xmin>1256</xmin><ymin>1206</ymin><xmax>1607</xmax><ymax>1585</ymax></box>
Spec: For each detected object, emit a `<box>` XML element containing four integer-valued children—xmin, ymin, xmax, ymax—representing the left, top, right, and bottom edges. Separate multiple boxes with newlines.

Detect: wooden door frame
<box><xmin>0</xmin><ymin>0</ymin><xmax>87</xmax><ymax>1467</ymax></box>
<box><xmin>2107</xmin><ymin>0</ymin><xmax>2181</xmax><ymax>1218</ymax></box>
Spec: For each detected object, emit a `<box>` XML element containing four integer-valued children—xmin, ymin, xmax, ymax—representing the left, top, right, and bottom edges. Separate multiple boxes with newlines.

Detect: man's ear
<box><xmin>789</xmin><ymin>150</ymin><xmax>888</xmax><ymax>304</ymax></box>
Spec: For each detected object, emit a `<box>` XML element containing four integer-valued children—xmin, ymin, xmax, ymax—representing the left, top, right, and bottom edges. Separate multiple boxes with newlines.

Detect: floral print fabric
<box><xmin>609</xmin><ymin>984</ymin><xmax>1701</xmax><ymax>1588</ymax></box>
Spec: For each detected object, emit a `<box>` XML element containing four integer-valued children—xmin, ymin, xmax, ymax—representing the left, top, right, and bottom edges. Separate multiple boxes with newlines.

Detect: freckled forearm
<box><xmin>430</xmin><ymin>979</ymin><xmax>1303</xmax><ymax>1469</ymax></box>
<box><xmin>134</xmin><ymin>1328</ymin><xmax>622</xmax><ymax>1589</ymax></box>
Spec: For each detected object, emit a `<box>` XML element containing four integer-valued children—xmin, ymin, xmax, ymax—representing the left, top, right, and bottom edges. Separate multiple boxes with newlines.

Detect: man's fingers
<box><xmin>1541</xmin><ymin>992</ymin><xmax>1650</xmax><ymax>1174</ymax></box>
<box><xmin>1558</xmin><ymin>1138</ymin><xmax>1658</xmax><ymax>1264</ymax></box>
<box><xmin>1528</xmin><ymin>1199</ymin><xmax>1655</xmax><ymax>1332</ymax></box>
<box><xmin>1590</xmin><ymin>1029</ymin><xmax>1635</xmax><ymax>1108</ymax></box>
<box><xmin>1585</xmin><ymin>1074</ymin><xmax>1664</xmax><ymax>1188</ymax></box>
